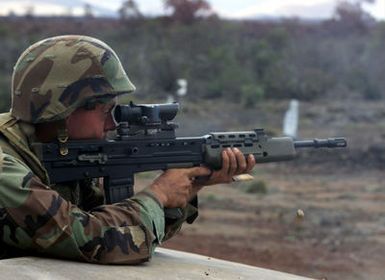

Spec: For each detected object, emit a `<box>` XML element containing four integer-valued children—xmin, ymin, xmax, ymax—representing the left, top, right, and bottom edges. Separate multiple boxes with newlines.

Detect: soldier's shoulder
<box><xmin>0</xmin><ymin>147</ymin><xmax>32</xmax><ymax>178</ymax></box>
<box><xmin>0</xmin><ymin>146</ymin><xmax>3</xmax><ymax>173</ymax></box>
<box><xmin>0</xmin><ymin>148</ymin><xmax>35</xmax><ymax>207</ymax></box>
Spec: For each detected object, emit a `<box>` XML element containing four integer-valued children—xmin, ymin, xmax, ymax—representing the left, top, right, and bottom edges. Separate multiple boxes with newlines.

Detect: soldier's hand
<box><xmin>149</xmin><ymin>167</ymin><xmax>211</xmax><ymax>208</ymax></box>
<box><xmin>196</xmin><ymin>147</ymin><xmax>255</xmax><ymax>186</ymax></box>
<box><xmin>148</xmin><ymin>148</ymin><xmax>255</xmax><ymax>208</ymax></box>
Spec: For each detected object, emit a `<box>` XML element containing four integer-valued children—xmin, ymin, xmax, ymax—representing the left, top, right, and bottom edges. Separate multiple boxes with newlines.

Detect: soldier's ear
<box><xmin>34</xmin><ymin>120</ymin><xmax>66</xmax><ymax>143</ymax></box>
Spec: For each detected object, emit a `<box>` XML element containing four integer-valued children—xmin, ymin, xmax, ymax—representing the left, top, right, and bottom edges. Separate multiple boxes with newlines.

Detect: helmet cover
<box><xmin>11</xmin><ymin>35</ymin><xmax>135</xmax><ymax>123</ymax></box>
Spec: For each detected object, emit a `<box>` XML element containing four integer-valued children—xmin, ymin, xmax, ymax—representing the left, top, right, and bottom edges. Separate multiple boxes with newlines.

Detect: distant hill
<box><xmin>0</xmin><ymin>0</ymin><xmax>116</xmax><ymax>17</ymax></box>
<box><xmin>0</xmin><ymin>16</ymin><xmax>384</xmax><ymax>114</ymax></box>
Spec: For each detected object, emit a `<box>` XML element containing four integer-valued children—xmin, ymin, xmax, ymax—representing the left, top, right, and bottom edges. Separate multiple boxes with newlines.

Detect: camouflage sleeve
<box><xmin>137</xmin><ymin>191</ymin><xmax>199</xmax><ymax>243</ymax></box>
<box><xmin>0</xmin><ymin>152</ymin><xmax>166</xmax><ymax>264</ymax></box>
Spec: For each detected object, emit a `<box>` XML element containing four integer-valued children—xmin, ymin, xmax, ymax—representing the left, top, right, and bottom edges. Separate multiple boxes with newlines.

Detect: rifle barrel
<box><xmin>294</xmin><ymin>138</ymin><xmax>347</xmax><ymax>149</ymax></box>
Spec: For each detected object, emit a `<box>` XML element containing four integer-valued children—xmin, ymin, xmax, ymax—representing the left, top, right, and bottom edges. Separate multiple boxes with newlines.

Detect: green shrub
<box><xmin>241</xmin><ymin>180</ymin><xmax>268</xmax><ymax>194</ymax></box>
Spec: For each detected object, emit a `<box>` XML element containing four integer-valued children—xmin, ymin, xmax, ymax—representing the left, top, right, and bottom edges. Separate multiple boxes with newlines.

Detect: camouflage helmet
<box><xmin>11</xmin><ymin>35</ymin><xmax>136</xmax><ymax>123</ymax></box>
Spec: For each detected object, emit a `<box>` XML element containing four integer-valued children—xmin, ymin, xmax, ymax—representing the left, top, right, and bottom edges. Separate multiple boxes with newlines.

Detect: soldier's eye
<box><xmin>103</xmin><ymin>104</ymin><xmax>115</xmax><ymax>114</ymax></box>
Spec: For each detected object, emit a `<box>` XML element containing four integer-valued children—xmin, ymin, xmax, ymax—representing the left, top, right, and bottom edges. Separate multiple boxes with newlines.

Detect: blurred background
<box><xmin>0</xmin><ymin>1</ymin><xmax>384</xmax><ymax>279</ymax></box>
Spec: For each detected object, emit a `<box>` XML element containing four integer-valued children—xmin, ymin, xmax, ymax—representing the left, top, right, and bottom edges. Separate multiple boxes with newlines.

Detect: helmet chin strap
<box><xmin>19</xmin><ymin>121</ymin><xmax>37</xmax><ymax>147</ymax></box>
<box><xmin>56</xmin><ymin>121</ymin><xmax>69</xmax><ymax>156</ymax></box>
<box><xmin>19</xmin><ymin>121</ymin><xmax>36</xmax><ymax>138</ymax></box>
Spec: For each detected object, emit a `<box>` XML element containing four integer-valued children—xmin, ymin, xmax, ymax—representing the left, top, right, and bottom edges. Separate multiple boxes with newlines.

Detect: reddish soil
<box><xmin>145</xmin><ymin>165</ymin><xmax>385</xmax><ymax>280</ymax></box>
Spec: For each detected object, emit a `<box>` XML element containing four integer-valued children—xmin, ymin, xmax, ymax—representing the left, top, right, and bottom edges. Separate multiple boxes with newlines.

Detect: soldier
<box><xmin>0</xmin><ymin>35</ymin><xmax>255</xmax><ymax>264</ymax></box>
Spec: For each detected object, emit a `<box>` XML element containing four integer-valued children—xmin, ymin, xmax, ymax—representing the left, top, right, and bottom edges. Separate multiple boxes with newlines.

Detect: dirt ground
<box><xmin>154</xmin><ymin>165</ymin><xmax>385</xmax><ymax>280</ymax></box>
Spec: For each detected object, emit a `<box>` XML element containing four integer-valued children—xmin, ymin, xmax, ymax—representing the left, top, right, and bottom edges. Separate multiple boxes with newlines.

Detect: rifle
<box><xmin>32</xmin><ymin>102</ymin><xmax>347</xmax><ymax>204</ymax></box>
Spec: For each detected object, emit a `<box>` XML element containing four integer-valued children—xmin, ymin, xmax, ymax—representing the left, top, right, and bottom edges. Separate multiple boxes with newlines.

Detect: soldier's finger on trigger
<box><xmin>188</xmin><ymin>166</ymin><xmax>211</xmax><ymax>177</ymax></box>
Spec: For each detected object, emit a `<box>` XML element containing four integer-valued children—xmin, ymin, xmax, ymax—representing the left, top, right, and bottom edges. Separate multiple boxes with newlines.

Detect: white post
<box><xmin>177</xmin><ymin>79</ymin><xmax>188</xmax><ymax>97</ymax></box>
<box><xmin>283</xmin><ymin>99</ymin><xmax>299</xmax><ymax>138</ymax></box>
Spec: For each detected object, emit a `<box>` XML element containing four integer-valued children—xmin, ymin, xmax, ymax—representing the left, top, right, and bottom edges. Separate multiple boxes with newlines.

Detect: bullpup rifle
<box><xmin>32</xmin><ymin>102</ymin><xmax>347</xmax><ymax>204</ymax></box>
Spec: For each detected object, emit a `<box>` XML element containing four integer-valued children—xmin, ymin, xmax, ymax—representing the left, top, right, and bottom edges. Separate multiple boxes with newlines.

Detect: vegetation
<box><xmin>0</xmin><ymin>0</ymin><xmax>384</xmax><ymax>112</ymax></box>
<box><xmin>240</xmin><ymin>180</ymin><xmax>268</xmax><ymax>195</ymax></box>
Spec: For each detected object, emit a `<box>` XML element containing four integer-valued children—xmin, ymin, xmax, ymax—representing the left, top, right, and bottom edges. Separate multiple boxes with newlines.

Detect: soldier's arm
<box><xmin>0</xmin><ymin>152</ymin><xmax>173</xmax><ymax>264</ymax></box>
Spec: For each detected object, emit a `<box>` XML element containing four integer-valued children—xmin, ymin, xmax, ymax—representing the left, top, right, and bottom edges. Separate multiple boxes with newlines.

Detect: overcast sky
<box><xmin>89</xmin><ymin>0</ymin><xmax>384</xmax><ymax>19</ymax></box>
<box><xmin>0</xmin><ymin>0</ymin><xmax>384</xmax><ymax>19</ymax></box>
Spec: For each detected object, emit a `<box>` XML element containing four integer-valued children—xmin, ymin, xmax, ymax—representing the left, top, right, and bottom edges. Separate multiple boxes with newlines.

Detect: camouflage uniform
<box><xmin>0</xmin><ymin>36</ymin><xmax>197</xmax><ymax>264</ymax></box>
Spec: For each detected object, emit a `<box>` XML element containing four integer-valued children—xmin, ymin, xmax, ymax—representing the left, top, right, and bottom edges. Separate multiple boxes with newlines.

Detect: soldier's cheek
<box><xmin>103</xmin><ymin>113</ymin><xmax>116</xmax><ymax>133</ymax></box>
